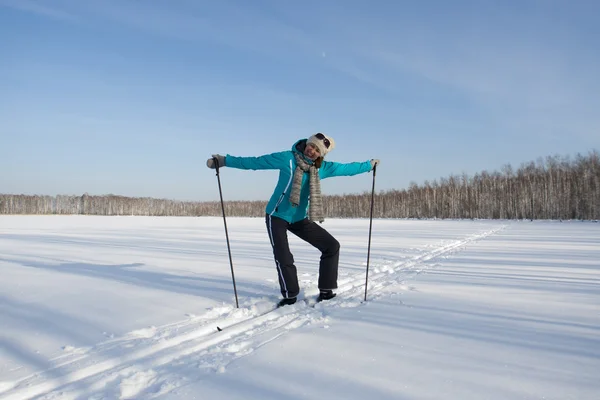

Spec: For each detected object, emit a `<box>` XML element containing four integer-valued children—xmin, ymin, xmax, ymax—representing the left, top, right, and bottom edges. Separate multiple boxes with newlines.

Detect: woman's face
<box><xmin>304</xmin><ymin>143</ymin><xmax>321</xmax><ymax>161</ymax></box>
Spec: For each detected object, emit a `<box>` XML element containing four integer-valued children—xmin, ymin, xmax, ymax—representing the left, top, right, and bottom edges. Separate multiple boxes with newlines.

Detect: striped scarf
<box><xmin>290</xmin><ymin>152</ymin><xmax>324</xmax><ymax>223</ymax></box>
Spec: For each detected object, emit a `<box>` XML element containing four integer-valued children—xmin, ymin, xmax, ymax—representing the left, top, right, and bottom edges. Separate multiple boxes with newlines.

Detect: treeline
<box><xmin>0</xmin><ymin>194</ymin><xmax>267</xmax><ymax>217</ymax></box>
<box><xmin>332</xmin><ymin>151</ymin><xmax>599</xmax><ymax>220</ymax></box>
<box><xmin>1</xmin><ymin>151</ymin><xmax>598</xmax><ymax>220</ymax></box>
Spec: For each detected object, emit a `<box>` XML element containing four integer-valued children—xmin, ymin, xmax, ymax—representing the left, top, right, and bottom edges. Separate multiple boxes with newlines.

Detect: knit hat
<box><xmin>307</xmin><ymin>133</ymin><xmax>335</xmax><ymax>157</ymax></box>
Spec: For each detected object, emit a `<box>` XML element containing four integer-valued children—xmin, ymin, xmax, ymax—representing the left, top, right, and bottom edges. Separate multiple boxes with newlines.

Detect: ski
<box><xmin>215</xmin><ymin>294</ymin><xmax>336</xmax><ymax>332</ymax></box>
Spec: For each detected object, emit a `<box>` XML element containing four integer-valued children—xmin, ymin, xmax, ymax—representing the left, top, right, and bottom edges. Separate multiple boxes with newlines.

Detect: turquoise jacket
<box><xmin>225</xmin><ymin>139</ymin><xmax>373</xmax><ymax>223</ymax></box>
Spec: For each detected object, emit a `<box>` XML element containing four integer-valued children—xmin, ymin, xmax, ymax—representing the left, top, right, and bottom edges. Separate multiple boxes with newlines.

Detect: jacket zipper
<box><xmin>271</xmin><ymin>159</ymin><xmax>294</xmax><ymax>214</ymax></box>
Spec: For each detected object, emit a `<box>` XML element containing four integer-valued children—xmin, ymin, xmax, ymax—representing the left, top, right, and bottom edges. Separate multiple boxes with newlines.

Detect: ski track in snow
<box><xmin>0</xmin><ymin>225</ymin><xmax>506</xmax><ymax>400</ymax></box>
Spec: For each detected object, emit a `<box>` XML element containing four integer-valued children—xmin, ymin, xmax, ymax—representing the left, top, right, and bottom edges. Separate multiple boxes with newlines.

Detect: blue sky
<box><xmin>1</xmin><ymin>0</ymin><xmax>599</xmax><ymax>202</ymax></box>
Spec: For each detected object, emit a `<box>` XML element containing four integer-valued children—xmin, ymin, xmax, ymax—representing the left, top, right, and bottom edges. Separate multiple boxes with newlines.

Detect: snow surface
<box><xmin>0</xmin><ymin>216</ymin><xmax>598</xmax><ymax>400</ymax></box>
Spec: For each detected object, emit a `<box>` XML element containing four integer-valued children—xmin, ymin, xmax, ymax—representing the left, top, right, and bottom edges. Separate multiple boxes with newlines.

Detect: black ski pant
<box><xmin>266</xmin><ymin>214</ymin><xmax>340</xmax><ymax>299</ymax></box>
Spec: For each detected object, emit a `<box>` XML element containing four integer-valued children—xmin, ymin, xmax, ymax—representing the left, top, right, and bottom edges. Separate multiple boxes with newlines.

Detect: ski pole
<box><xmin>364</xmin><ymin>163</ymin><xmax>377</xmax><ymax>302</ymax></box>
<box><xmin>214</xmin><ymin>157</ymin><xmax>239</xmax><ymax>308</ymax></box>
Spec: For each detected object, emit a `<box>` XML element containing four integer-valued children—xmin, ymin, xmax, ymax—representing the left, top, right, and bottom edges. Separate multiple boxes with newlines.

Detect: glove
<box><xmin>370</xmin><ymin>159</ymin><xmax>380</xmax><ymax>170</ymax></box>
<box><xmin>206</xmin><ymin>154</ymin><xmax>226</xmax><ymax>169</ymax></box>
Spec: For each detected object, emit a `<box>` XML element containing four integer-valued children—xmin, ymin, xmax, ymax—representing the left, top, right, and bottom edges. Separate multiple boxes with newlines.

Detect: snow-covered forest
<box><xmin>2</xmin><ymin>151</ymin><xmax>599</xmax><ymax>220</ymax></box>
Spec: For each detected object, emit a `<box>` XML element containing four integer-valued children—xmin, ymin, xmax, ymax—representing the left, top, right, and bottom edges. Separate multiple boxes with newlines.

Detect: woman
<box><xmin>207</xmin><ymin>133</ymin><xmax>379</xmax><ymax>307</ymax></box>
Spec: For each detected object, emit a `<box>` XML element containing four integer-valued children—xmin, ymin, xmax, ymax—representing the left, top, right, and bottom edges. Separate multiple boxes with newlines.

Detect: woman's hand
<box><xmin>206</xmin><ymin>154</ymin><xmax>226</xmax><ymax>169</ymax></box>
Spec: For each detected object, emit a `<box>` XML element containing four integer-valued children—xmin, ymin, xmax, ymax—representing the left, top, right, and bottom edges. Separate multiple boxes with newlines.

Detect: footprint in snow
<box><xmin>118</xmin><ymin>370</ymin><xmax>158</xmax><ymax>399</ymax></box>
